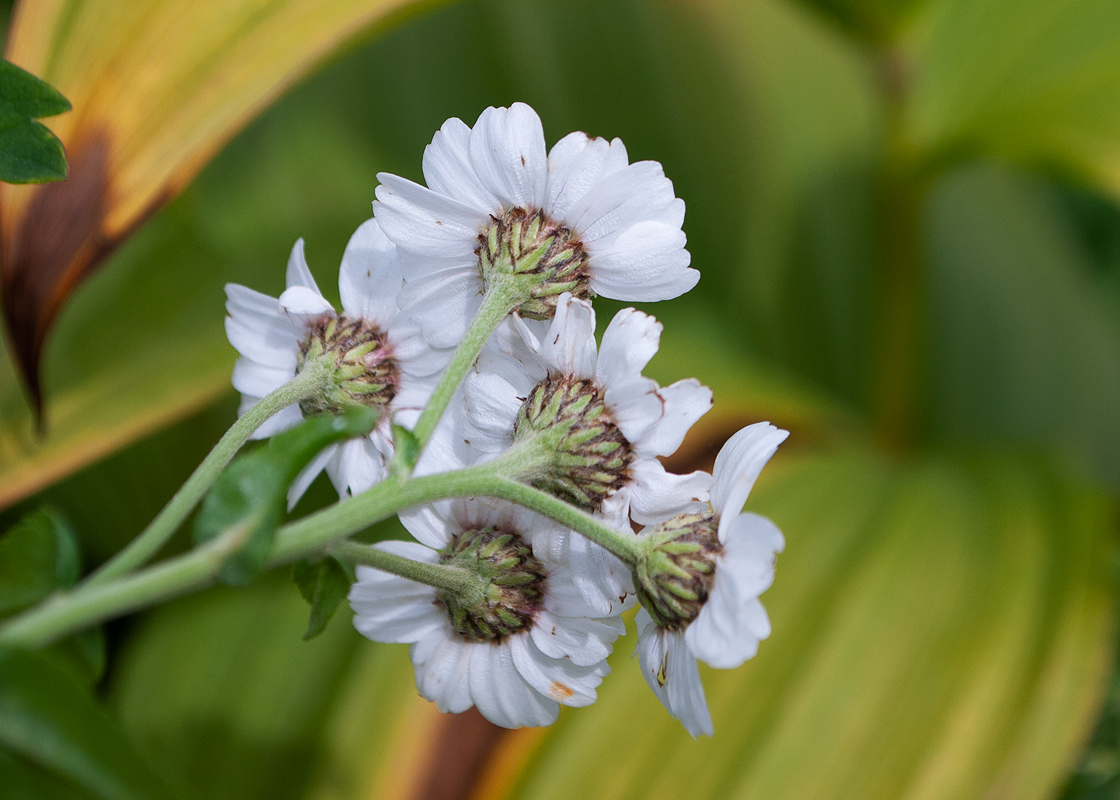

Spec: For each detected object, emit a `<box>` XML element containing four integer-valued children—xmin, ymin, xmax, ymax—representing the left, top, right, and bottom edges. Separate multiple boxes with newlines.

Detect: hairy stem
<box><xmin>0</xmin><ymin>467</ymin><xmax>639</xmax><ymax>648</ymax></box>
<box><xmin>330</xmin><ymin>540</ymin><xmax>483</xmax><ymax>600</ymax></box>
<box><xmin>83</xmin><ymin>358</ymin><xmax>334</xmax><ymax>588</ymax></box>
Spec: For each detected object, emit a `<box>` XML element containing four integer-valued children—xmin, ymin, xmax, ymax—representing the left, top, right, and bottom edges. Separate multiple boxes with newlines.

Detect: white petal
<box><xmin>538</xmin><ymin>294</ymin><xmax>597</xmax><ymax>379</ymax></box>
<box><xmin>224</xmin><ymin>312</ymin><xmax>300</xmax><ymax>370</ymax></box>
<box><xmin>469</xmin><ymin>643</ymin><xmax>558</xmax><ymax>728</ymax></box>
<box><xmin>423</xmin><ymin>115</ymin><xmax>501</xmax><ymax>215</ymax></box>
<box><xmin>279</xmin><ymin>285</ymin><xmax>334</xmax><ymax>317</ymax></box>
<box><xmin>604</xmin><ymin>376</ymin><xmax>664</xmax><ymax>447</ymax></box>
<box><xmin>567</xmin><ymin>526</ymin><xmax>635</xmax><ymax>617</ymax></box>
<box><xmin>326</xmin><ymin>437</ymin><xmax>386</xmax><ymax>498</ymax></box>
<box><xmin>231</xmin><ymin>359</ymin><xmax>291</xmax><ymax>399</ymax></box>
<box><xmin>285</xmin><ymin>238</ymin><xmax>321</xmax><ymax>294</ymax></box>
<box><xmin>374</xmin><ymin>173</ymin><xmax>484</xmax><ymax>259</ymax></box>
<box><xmin>595</xmin><ymin>307</ymin><xmax>661</xmax><ymax>385</ymax></box>
<box><xmin>399</xmin><ymin>502</ymin><xmax>455</xmax><ymax>550</ymax></box>
<box><xmin>467</xmin><ymin>103</ymin><xmax>548</xmax><ymax>211</ymax></box>
<box><xmin>528</xmin><ymin>608</ymin><xmax>621</xmax><ymax>667</ymax></box>
<box><xmin>509</xmin><ymin>633</ymin><xmax>607</xmax><ymax>708</ymax></box>
<box><xmin>628</xmin><ymin>459</ymin><xmax>712</xmax><ymax>526</ymax></box>
<box><xmin>338</xmin><ymin>218</ymin><xmax>401</xmax><ymax>324</ymax></box>
<box><xmin>719</xmin><ymin>513</ymin><xmax>784</xmax><ymax>600</ymax></box>
<box><xmin>567</xmin><ymin>161</ymin><xmax>681</xmax><ymax>248</ymax></box>
<box><xmin>710</xmin><ymin>423</ymin><xmax>789</xmax><ymax>542</ymax></box>
<box><xmin>349</xmin><ymin>541</ymin><xmax>445</xmax><ymax>644</ymax></box>
<box><xmin>398</xmin><ymin>266</ymin><xmax>484</xmax><ymax>350</ymax></box>
<box><xmin>634</xmin><ymin>379</ymin><xmax>713</xmax><ymax>458</ymax></box>
<box><xmin>635</xmin><ymin>611</ymin><xmax>713</xmax><ymax>737</ymax></box>
<box><xmin>589</xmin><ymin>221</ymin><xmax>698</xmax><ymax>302</ymax></box>
<box><xmin>462</xmin><ymin>370</ymin><xmax>521</xmax><ymax>453</ymax></box>
<box><xmin>286</xmin><ymin>444</ymin><xmax>336</xmax><ymax>509</ymax></box>
<box><xmin>665</xmin><ymin>627</ymin><xmax>714</xmax><ymax>737</ymax></box>
<box><xmin>411</xmin><ymin>628</ymin><xmax>474</xmax><ymax>713</ymax></box>
<box><xmin>546</xmin><ymin>133</ymin><xmax>628</xmax><ymax>222</ymax></box>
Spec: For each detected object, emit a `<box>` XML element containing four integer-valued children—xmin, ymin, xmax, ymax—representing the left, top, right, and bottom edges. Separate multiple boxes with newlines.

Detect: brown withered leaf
<box><xmin>0</xmin><ymin>0</ymin><xmax>425</xmax><ymax>419</ymax></box>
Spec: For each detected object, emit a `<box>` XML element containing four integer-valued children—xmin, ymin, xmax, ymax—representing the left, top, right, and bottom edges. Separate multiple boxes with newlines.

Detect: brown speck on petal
<box><xmin>549</xmin><ymin>681</ymin><xmax>574</xmax><ymax>700</ymax></box>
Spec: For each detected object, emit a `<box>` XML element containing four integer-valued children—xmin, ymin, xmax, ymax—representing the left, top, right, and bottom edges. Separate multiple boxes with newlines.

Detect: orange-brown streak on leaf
<box><xmin>0</xmin><ymin>0</ymin><xmax>422</xmax><ymax>419</ymax></box>
<box><xmin>466</xmin><ymin>725</ymin><xmax>547</xmax><ymax>800</ymax></box>
<box><xmin>1</xmin><ymin>132</ymin><xmax>111</xmax><ymax>419</ymax></box>
<box><xmin>407</xmin><ymin>708</ymin><xmax>513</xmax><ymax>800</ymax></box>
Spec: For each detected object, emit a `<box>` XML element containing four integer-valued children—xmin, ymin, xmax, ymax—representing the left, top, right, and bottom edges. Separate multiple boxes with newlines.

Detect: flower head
<box><xmin>634</xmin><ymin>422</ymin><xmax>788</xmax><ymax>737</ymax></box>
<box><xmin>459</xmin><ymin>293</ymin><xmax>712</xmax><ymax>615</ymax></box>
<box><xmin>373</xmin><ymin>102</ymin><xmax>699</xmax><ymax>350</ymax></box>
<box><xmin>224</xmin><ymin>218</ymin><xmax>443</xmax><ymax>506</ymax></box>
<box><xmin>348</xmin><ymin>498</ymin><xmax>624</xmax><ymax>729</ymax></box>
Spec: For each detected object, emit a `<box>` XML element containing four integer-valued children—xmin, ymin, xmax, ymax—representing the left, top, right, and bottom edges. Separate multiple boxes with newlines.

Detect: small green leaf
<box><xmin>192</xmin><ymin>407</ymin><xmax>378</xmax><ymax>586</ymax></box>
<box><xmin>0</xmin><ymin>59</ymin><xmax>70</xmax><ymax>184</ymax></box>
<box><xmin>391</xmin><ymin>423</ymin><xmax>421</xmax><ymax>475</ymax></box>
<box><xmin>0</xmin><ymin>646</ymin><xmax>175</xmax><ymax>800</ymax></box>
<box><xmin>0</xmin><ymin>508</ymin><xmax>80</xmax><ymax>618</ymax></box>
<box><xmin>293</xmin><ymin>557</ymin><xmax>352</xmax><ymax>640</ymax></box>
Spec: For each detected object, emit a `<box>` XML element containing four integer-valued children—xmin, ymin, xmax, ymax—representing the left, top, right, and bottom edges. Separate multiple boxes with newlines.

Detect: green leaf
<box><xmin>466</xmin><ymin>451</ymin><xmax>1114</xmax><ymax>800</ymax></box>
<box><xmin>0</xmin><ymin>647</ymin><xmax>176</xmax><ymax>800</ymax></box>
<box><xmin>390</xmin><ymin>424</ymin><xmax>421</xmax><ymax>475</ymax></box>
<box><xmin>0</xmin><ymin>508</ymin><xmax>79</xmax><ymax>618</ymax></box>
<box><xmin>924</xmin><ymin>162</ymin><xmax>1120</xmax><ymax>486</ymax></box>
<box><xmin>192</xmin><ymin>407</ymin><xmax>378</xmax><ymax>586</ymax></box>
<box><xmin>0</xmin><ymin>747</ymin><xmax>98</xmax><ymax>800</ymax></box>
<box><xmin>905</xmin><ymin>0</ymin><xmax>1120</xmax><ymax>198</ymax></box>
<box><xmin>108</xmin><ymin>573</ymin><xmax>364</xmax><ymax>800</ymax></box>
<box><xmin>293</xmin><ymin>557</ymin><xmax>352</xmax><ymax>641</ymax></box>
<box><xmin>0</xmin><ymin>59</ymin><xmax>69</xmax><ymax>184</ymax></box>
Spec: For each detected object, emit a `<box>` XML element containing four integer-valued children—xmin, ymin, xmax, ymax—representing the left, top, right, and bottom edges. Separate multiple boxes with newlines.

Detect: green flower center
<box><xmin>437</xmin><ymin>525</ymin><xmax>547</xmax><ymax>643</ymax></box>
<box><xmin>635</xmin><ymin>512</ymin><xmax>722</xmax><ymax>630</ymax></box>
<box><xmin>296</xmin><ymin>314</ymin><xmax>398</xmax><ymax>416</ymax></box>
<box><xmin>513</xmin><ymin>373</ymin><xmax>634</xmax><ymax>512</ymax></box>
<box><xmin>477</xmin><ymin>207</ymin><xmax>592</xmax><ymax>319</ymax></box>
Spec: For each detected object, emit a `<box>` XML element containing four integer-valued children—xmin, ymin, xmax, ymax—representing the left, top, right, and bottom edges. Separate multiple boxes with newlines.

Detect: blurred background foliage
<box><xmin>1</xmin><ymin>0</ymin><xmax>1119</xmax><ymax>798</ymax></box>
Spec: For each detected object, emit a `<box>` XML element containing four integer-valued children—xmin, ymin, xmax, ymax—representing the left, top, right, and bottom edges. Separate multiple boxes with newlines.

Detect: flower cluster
<box><xmin>225</xmin><ymin>103</ymin><xmax>787</xmax><ymax>737</ymax></box>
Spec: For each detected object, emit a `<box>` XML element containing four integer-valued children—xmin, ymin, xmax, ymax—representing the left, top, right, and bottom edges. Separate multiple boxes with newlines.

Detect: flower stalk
<box><xmin>83</xmin><ymin>357</ymin><xmax>336</xmax><ymax>588</ymax></box>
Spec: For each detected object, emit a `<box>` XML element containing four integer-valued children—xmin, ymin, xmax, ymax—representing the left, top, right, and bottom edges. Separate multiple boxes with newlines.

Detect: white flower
<box><xmin>224</xmin><ymin>218</ymin><xmax>443</xmax><ymax>506</ymax></box>
<box><xmin>348</xmin><ymin>498</ymin><xmax>624</xmax><ymax>729</ymax></box>
<box><xmin>373</xmin><ymin>102</ymin><xmax>699</xmax><ymax>350</ymax></box>
<box><xmin>634</xmin><ymin>422</ymin><xmax>788</xmax><ymax>737</ymax></box>
<box><xmin>458</xmin><ymin>293</ymin><xmax>712</xmax><ymax>615</ymax></box>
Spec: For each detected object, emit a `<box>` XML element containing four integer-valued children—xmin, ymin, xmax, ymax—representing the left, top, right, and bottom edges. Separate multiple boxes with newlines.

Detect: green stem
<box><xmin>0</xmin><ymin>467</ymin><xmax>639</xmax><ymax>648</ymax></box>
<box><xmin>408</xmin><ymin>283</ymin><xmax>518</xmax><ymax>451</ymax></box>
<box><xmin>83</xmin><ymin>359</ymin><xmax>333</xmax><ymax>588</ymax></box>
<box><xmin>329</xmin><ymin>540</ymin><xmax>482</xmax><ymax>600</ymax></box>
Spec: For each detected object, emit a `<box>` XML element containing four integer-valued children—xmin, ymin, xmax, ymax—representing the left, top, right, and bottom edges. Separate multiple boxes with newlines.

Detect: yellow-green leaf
<box><xmin>306</xmin><ymin>451</ymin><xmax>1116</xmax><ymax>800</ymax></box>
<box><xmin>905</xmin><ymin>0</ymin><xmax>1120</xmax><ymax>196</ymax></box>
<box><xmin>0</xmin><ymin>0</ymin><xmax>430</xmax><ymax>411</ymax></box>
